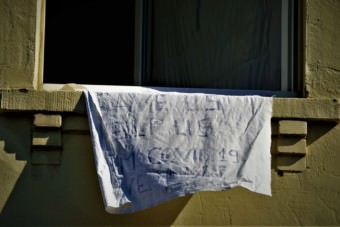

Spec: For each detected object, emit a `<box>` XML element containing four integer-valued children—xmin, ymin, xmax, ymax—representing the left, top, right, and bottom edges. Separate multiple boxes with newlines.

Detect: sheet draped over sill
<box><xmin>84</xmin><ymin>85</ymin><xmax>272</xmax><ymax>214</ymax></box>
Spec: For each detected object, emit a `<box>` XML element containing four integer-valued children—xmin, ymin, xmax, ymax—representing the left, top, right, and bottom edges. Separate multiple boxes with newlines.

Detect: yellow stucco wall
<box><xmin>0</xmin><ymin>0</ymin><xmax>43</xmax><ymax>89</ymax></box>
<box><xmin>305</xmin><ymin>0</ymin><xmax>340</xmax><ymax>98</ymax></box>
<box><xmin>0</xmin><ymin>0</ymin><xmax>340</xmax><ymax>226</ymax></box>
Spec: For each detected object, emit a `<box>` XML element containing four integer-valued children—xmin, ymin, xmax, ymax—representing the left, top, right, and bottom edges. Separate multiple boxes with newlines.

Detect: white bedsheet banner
<box><xmin>84</xmin><ymin>86</ymin><xmax>272</xmax><ymax>214</ymax></box>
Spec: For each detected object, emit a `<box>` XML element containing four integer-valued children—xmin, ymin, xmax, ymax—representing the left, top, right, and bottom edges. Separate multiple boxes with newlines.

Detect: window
<box><xmin>44</xmin><ymin>0</ymin><xmax>298</xmax><ymax>94</ymax></box>
<box><xmin>43</xmin><ymin>0</ymin><xmax>135</xmax><ymax>85</ymax></box>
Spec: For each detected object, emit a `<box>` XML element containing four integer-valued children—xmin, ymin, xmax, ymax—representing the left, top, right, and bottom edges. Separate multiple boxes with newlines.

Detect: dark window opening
<box><xmin>141</xmin><ymin>0</ymin><xmax>297</xmax><ymax>92</ymax></box>
<box><xmin>44</xmin><ymin>0</ymin><xmax>135</xmax><ymax>85</ymax></box>
<box><xmin>43</xmin><ymin>0</ymin><xmax>298</xmax><ymax>94</ymax></box>
<box><xmin>145</xmin><ymin>0</ymin><xmax>283</xmax><ymax>90</ymax></box>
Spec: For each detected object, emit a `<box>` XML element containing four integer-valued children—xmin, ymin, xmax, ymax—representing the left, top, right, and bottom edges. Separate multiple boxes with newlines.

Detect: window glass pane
<box><xmin>147</xmin><ymin>0</ymin><xmax>282</xmax><ymax>90</ymax></box>
<box><xmin>44</xmin><ymin>0</ymin><xmax>135</xmax><ymax>85</ymax></box>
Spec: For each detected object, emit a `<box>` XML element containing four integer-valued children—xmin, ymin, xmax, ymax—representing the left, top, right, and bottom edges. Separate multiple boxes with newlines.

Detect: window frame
<box><xmin>42</xmin><ymin>0</ymin><xmax>300</xmax><ymax>97</ymax></box>
<box><xmin>2</xmin><ymin>1</ymin><xmax>339</xmax><ymax>122</ymax></box>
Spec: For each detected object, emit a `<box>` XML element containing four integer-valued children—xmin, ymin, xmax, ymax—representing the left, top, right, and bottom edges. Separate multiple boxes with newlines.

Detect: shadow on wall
<box><xmin>0</xmin><ymin>114</ymin><xmax>192</xmax><ymax>226</ymax></box>
<box><xmin>0</xmin><ymin>141</ymin><xmax>26</xmax><ymax>213</ymax></box>
<box><xmin>307</xmin><ymin>121</ymin><xmax>338</xmax><ymax>146</ymax></box>
<box><xmin>0</xmin><ymin>114</ymin><xmax>29</xmax><ymax>213</ymax></box>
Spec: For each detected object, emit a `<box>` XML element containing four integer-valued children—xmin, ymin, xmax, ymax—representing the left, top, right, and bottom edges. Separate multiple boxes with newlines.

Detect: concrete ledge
<box><xmin>32</xmin><ymin>130</ymin><xmax>62</xmax><ymax>148</ymax></box>
<box><xmin>33</xmin><ymin>113</ymin><xmax>62</xmax><ymax>128</ymax></box>
<box><xmin>278</xmin><ymin>120</ymin><xmax>307</xmax><ymax>136</ymax></box>
<box><xmin>1</xmin><ymin>90</ymin><xmax>339</xmax><ymax>121</ymax></box>
<box><xmin>0</xmin><ymin>90</ymin><xmax>85</xmax><ymax>113</ymax></box>
<box><xmin>277</xmin><ymin>155</ymin><xmax>307</xmax><ymax>172</ymax></box>
<box><xmin>273</xmin><ymin>98</ymin><xmax>340</xmax><ymax>121</ymax></box>
<box><xmin>277</xmin><ymin>138</ymin><xmax>307</xmax><ymax>155</ymax></box>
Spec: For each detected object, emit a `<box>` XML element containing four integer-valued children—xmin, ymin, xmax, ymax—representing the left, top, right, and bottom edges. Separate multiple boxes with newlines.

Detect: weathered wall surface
<box><xmin>0</xmin><ymin>0</ymin><xmax>40</xmax><ymax>89</ymax></box>
<box><xmin>305</xmin><ymin>0</ymin><xmax>340</xmax><ymax>98</ymax></box>
<box><xmin>0</xmin><ymin>0</ymin><xmax>340</xmax><ymax>226</ymax></box>
<box><xmin>0</xmin><ymin>117</ymin><xmax>339</xmax><ymax>226</ymax></box>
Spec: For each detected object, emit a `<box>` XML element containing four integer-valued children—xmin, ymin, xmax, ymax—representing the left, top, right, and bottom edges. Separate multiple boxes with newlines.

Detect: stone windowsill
<box><xmin>0</xmin><ymin>89</ymin><xmax>339</xmax><ymax>122</ymax></box>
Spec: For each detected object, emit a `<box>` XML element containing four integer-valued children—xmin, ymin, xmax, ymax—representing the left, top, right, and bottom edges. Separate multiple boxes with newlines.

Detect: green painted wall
<box><xmin>0</xmin><ymin>0</ymin><xmax>340</xmax><ymax>226</ymax></box>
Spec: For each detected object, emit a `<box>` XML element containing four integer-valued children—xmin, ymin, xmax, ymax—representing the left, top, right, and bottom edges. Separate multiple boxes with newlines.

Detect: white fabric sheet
<box><xmin>84</xmin><ymin>85</ymin><xmax>272</xmax><ymax>214</ymax></box>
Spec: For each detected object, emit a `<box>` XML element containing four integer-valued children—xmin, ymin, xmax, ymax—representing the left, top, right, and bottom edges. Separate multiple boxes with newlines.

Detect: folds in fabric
<box><xmin>84</xmin><ymin>86</ymin><xmax>272</xmax><ymax>214</ymax></box>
